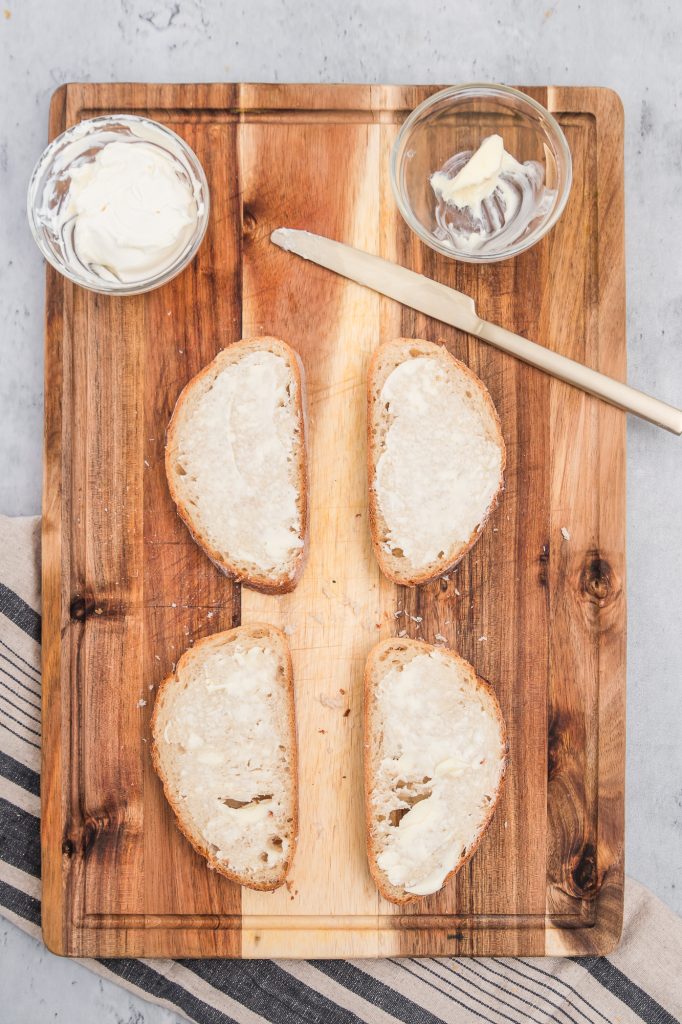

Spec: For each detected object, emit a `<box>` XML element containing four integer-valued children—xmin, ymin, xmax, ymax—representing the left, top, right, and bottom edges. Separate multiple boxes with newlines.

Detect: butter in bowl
<box><xmin>27</xmin><ymin>114</ymin><xmax>210</xmax><ymax>295</ymax></box>
<box><xmin>390</xmin><ymin>83</ymin><xmax>572</xmax><ymax>263</ymax></box>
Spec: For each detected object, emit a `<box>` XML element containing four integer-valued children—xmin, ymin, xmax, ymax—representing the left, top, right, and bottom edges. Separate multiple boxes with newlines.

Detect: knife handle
<box><xmin>477</xmin><ymin>320</ymin><xmax>682</xmax><ymax>435</ymax></box>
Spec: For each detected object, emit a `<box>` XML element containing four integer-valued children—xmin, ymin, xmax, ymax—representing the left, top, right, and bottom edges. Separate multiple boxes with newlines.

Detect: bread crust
<box><xmin>150</xmin><ymin>623</ymin><xmax>299</xmax><ymax>891</ymax></box>
<box><xmin>165</xmin><ymin>336</ymin><xmax>309</xmax><ymax>594</ymax></box>
<box><xmin>367</xmin><ymin>338</ymin><xmax>506</xmax><ymax>586</ymax></box>
<box><xmin>363</xmin><ymin>637</ymin><xmax>508</xmax><ymax>905</ymax></box>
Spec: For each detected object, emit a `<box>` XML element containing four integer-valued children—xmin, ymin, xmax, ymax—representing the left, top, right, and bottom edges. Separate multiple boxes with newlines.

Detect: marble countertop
<box><xmin>1</xmin><ymin>0</ymin><xmax>681</xmax><ymax>1020</ymax></box>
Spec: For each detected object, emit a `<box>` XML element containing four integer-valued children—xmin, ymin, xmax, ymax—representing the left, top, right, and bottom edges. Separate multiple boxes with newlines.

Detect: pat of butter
<box><xmin>430</xmin><ymin>134</ymin><xmax>523</xmax><ymax>215</ymax></box>
<box><xmin>228</xmin><ymin>799</ymin><xmax>273</xmax><ymax>824</ymax></box>
<box><xmin>398</xmin><ymin>796</ymin><xmax>437</xmax><ymax>831</ymax></box>
<box><xmin>434</xmin><ymin>757</ymin><xmax>466</xmax><ymax>777</ymax></box>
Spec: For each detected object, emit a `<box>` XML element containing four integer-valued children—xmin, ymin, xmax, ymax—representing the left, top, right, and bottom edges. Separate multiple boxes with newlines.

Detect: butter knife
<box><xmin>271</xmin><ymin>228</ymin><xmax>682</xmax><ymax>435</ymax></box>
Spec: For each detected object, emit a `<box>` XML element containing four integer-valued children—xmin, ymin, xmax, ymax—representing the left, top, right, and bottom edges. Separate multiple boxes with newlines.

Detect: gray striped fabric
<box><xmin>1</xmin><ymin>513</ymin><xmax>680</xmax><ymax>1024</ymax></box>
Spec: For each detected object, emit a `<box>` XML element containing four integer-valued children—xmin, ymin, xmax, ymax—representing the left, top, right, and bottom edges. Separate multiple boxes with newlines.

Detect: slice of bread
<box><xmin>166</xmin><ymin>337</ymin><xmax>308</xmax><ymax>594</ymax></box>
<box><xmin>151</xmin><ymin>624</ymin><xmax>298</xmax><ymax>891</ymax></box>
<box><xmin>368</xmin><ymin>338</ymin><xmax>505</xmax><ymax>586</ymax></box>
<box><xmin>364</xmin><ymin>637</ymin><xmax>507</xmax><ymax>904</ymax></box>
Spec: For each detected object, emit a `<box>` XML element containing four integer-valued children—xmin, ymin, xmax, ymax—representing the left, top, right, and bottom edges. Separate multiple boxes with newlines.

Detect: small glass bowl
<box><xmin>390</xmin><ymin>83</ymin><xmax>572</xmax><ymax>263</ymax></box>
<box><xmin>27</xmin><ymin>114</ymin><xmax>210</xmax><ymax>295</ymax></box>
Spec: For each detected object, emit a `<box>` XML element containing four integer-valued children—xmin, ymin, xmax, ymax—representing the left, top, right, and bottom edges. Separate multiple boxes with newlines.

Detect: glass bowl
<box><xmin>27</xmin><ymin>114</ymin><xmax>210</xmax><ymax>295</ymax></box>
<box><xmin>390</xmin><ymin>83</ymin><xmax>572</xmax><ymax>263</ymax></box>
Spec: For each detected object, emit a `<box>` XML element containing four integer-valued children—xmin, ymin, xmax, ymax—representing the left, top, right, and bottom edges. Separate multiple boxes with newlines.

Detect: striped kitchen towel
<box><xmin>1</xmin><ymin>513</ymin><xmax>680</xmax><ymax>1024</ymax></box>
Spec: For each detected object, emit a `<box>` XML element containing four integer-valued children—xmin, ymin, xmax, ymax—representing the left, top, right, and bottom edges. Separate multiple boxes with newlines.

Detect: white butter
<box><xmin>430</xmin><ymin>134</ymin><xmax>553</xmax><ymax>255</ymax></box>
<box><xmin>430</xmin><ymin>134</ymin><xmax>522</xmax><ymax>218</ymax></box>
<box><xmin>161</xmin><ymin>644</ymin><xmax>289</xmax><ymax>874</ymax></box>
<box><xmin>66</xmin><ymin>139</ymin><xmax>199</xmax><ymax>282</ymax></box>
<box><xmin>402</xmin><ymin>848</ymin><xmax>461</xmax><ymax>897</ymax></box>
<box><xmin>397</xmin><ymin>795</ymin><xmax>438</xmax><ymax>831</ymax></box>
<box><xmin>434</xmin><ymin>757</ymin><xmax>467</xmax><ymax>777</ymax></box>
<box><xmin>175</xmin><ymin>351</ymin><xmax>303</xmax><ymax>573</ymax></box>
<box><xmin>374</xmin><ymin>651</ymin><xmax>504</xmax><ymax>896</ymax></box>
<box><xmin>375</xmin><ymin>357</ymin><xmax>502</xmax><ymax>567</ymax></box>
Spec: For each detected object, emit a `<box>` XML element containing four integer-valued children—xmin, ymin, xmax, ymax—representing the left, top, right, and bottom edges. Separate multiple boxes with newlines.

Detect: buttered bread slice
<box><xmin>151</xmin><ymin>624</ymin><xmax>298</xmax><ymax>891</ymax></box>
<box><xmin>364</xmin><ymin>637</ymin><xmax>507</xmax><ymax>904</ymax></box>
<box><xmin>368</xmin><ymin>338</ymin><xmax>505</xmax><ymax>585</ymax></box>
<box><xmin>166</xmin><ymin>337</ymin><xmax>308</xmax><ymax>593</ymax></box>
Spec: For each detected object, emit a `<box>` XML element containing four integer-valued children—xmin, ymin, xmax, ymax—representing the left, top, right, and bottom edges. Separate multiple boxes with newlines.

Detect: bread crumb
<box><xmin>207</xmin><ymin>610</ymin><xmax>214</xmax><ymax>619</ymax></box>
<box><xmin>148</xmin><ymin>684</ymin><xmax>154</xmax><ymax>691</ymax></box>
<box><xmin>478</xmin><ymin>635</ymin><xmax>487</xmax><ymax>642</ymax></box>
<box><xmin>561</xmin><ymin>526</ymin><xmax>570</xmax><ymax>540</ymax></box>
<box><xmin>144</xmin><ymin>459</ymin><xmax>150</xmax><ymax>468</ymax></box>
<box><xmin>154</xmin><ymin>655</ymin><xmax>161</xmax><ymax>661</ymax></box>
<box><xmin>504</xmin><ymin>820</ymin><xmax>508</xmax><ymax>828</ymax></box>
<box><xmin>394</xmin><ymin>609</ymin><xmax>405</xmax><ymax>618</ymax></box>
<box><xmin>411</xmin><ymin>615</ymin><xmax>422</xmax><ymax>623</ymax></box>
<box><xmin>434</xmin><ymin>633</ymin><xmax>447</xmax><ymax>643</ymax></box>
<box><xmin>171</xmin><ymin>602</ymin><xmax>177</xmax><ymax>608</ymax></box>
<box><xmin>94</xmin><ymin>607</ymin><xmax>103</xmax><ymax>615</ymax></box>
<box><xmin>454</xmin><ymin>588</ymin><xmax>461</xmax><ymax>596</ymax></box>
<box><xmin>137</xmin><ymin>699</ymin><xmax>147</xmax><ymax>708</ymax></box>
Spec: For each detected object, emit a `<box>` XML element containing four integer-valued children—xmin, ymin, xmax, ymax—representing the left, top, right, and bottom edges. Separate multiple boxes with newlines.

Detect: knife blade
<box><xmin>271</xmin><ymin>228</ymin><xmax>682</xmax><ymax>435</ymax></box>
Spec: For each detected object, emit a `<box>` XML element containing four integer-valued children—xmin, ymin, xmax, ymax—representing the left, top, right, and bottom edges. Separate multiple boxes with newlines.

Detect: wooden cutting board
<box><xmin>42</xmin><ymin>83</ymin><xmax>626</xmax><ymax>958</ymax></box>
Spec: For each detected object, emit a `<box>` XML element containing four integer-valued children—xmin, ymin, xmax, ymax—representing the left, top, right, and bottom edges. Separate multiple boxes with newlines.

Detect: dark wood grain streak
<box><xmin>43</xmin><ymin>85</ymin><xmax>243</xmax><ymax>957</ymax></box>
<box><xmin>41</xmin><ymin>83</ymin><xmax>625</xmax><ymax>958</ymax></box>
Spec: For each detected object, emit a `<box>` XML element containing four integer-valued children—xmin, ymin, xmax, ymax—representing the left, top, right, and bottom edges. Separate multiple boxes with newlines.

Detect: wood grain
<box><xmin>42</xmin><ymin>83</ymin><xmax>625</xmax><ymax>957</ymax></box>
<box><xmin>238</xmin><ymin>112</ymin><xmax>398</xmax><ymax>958</ymax></box>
